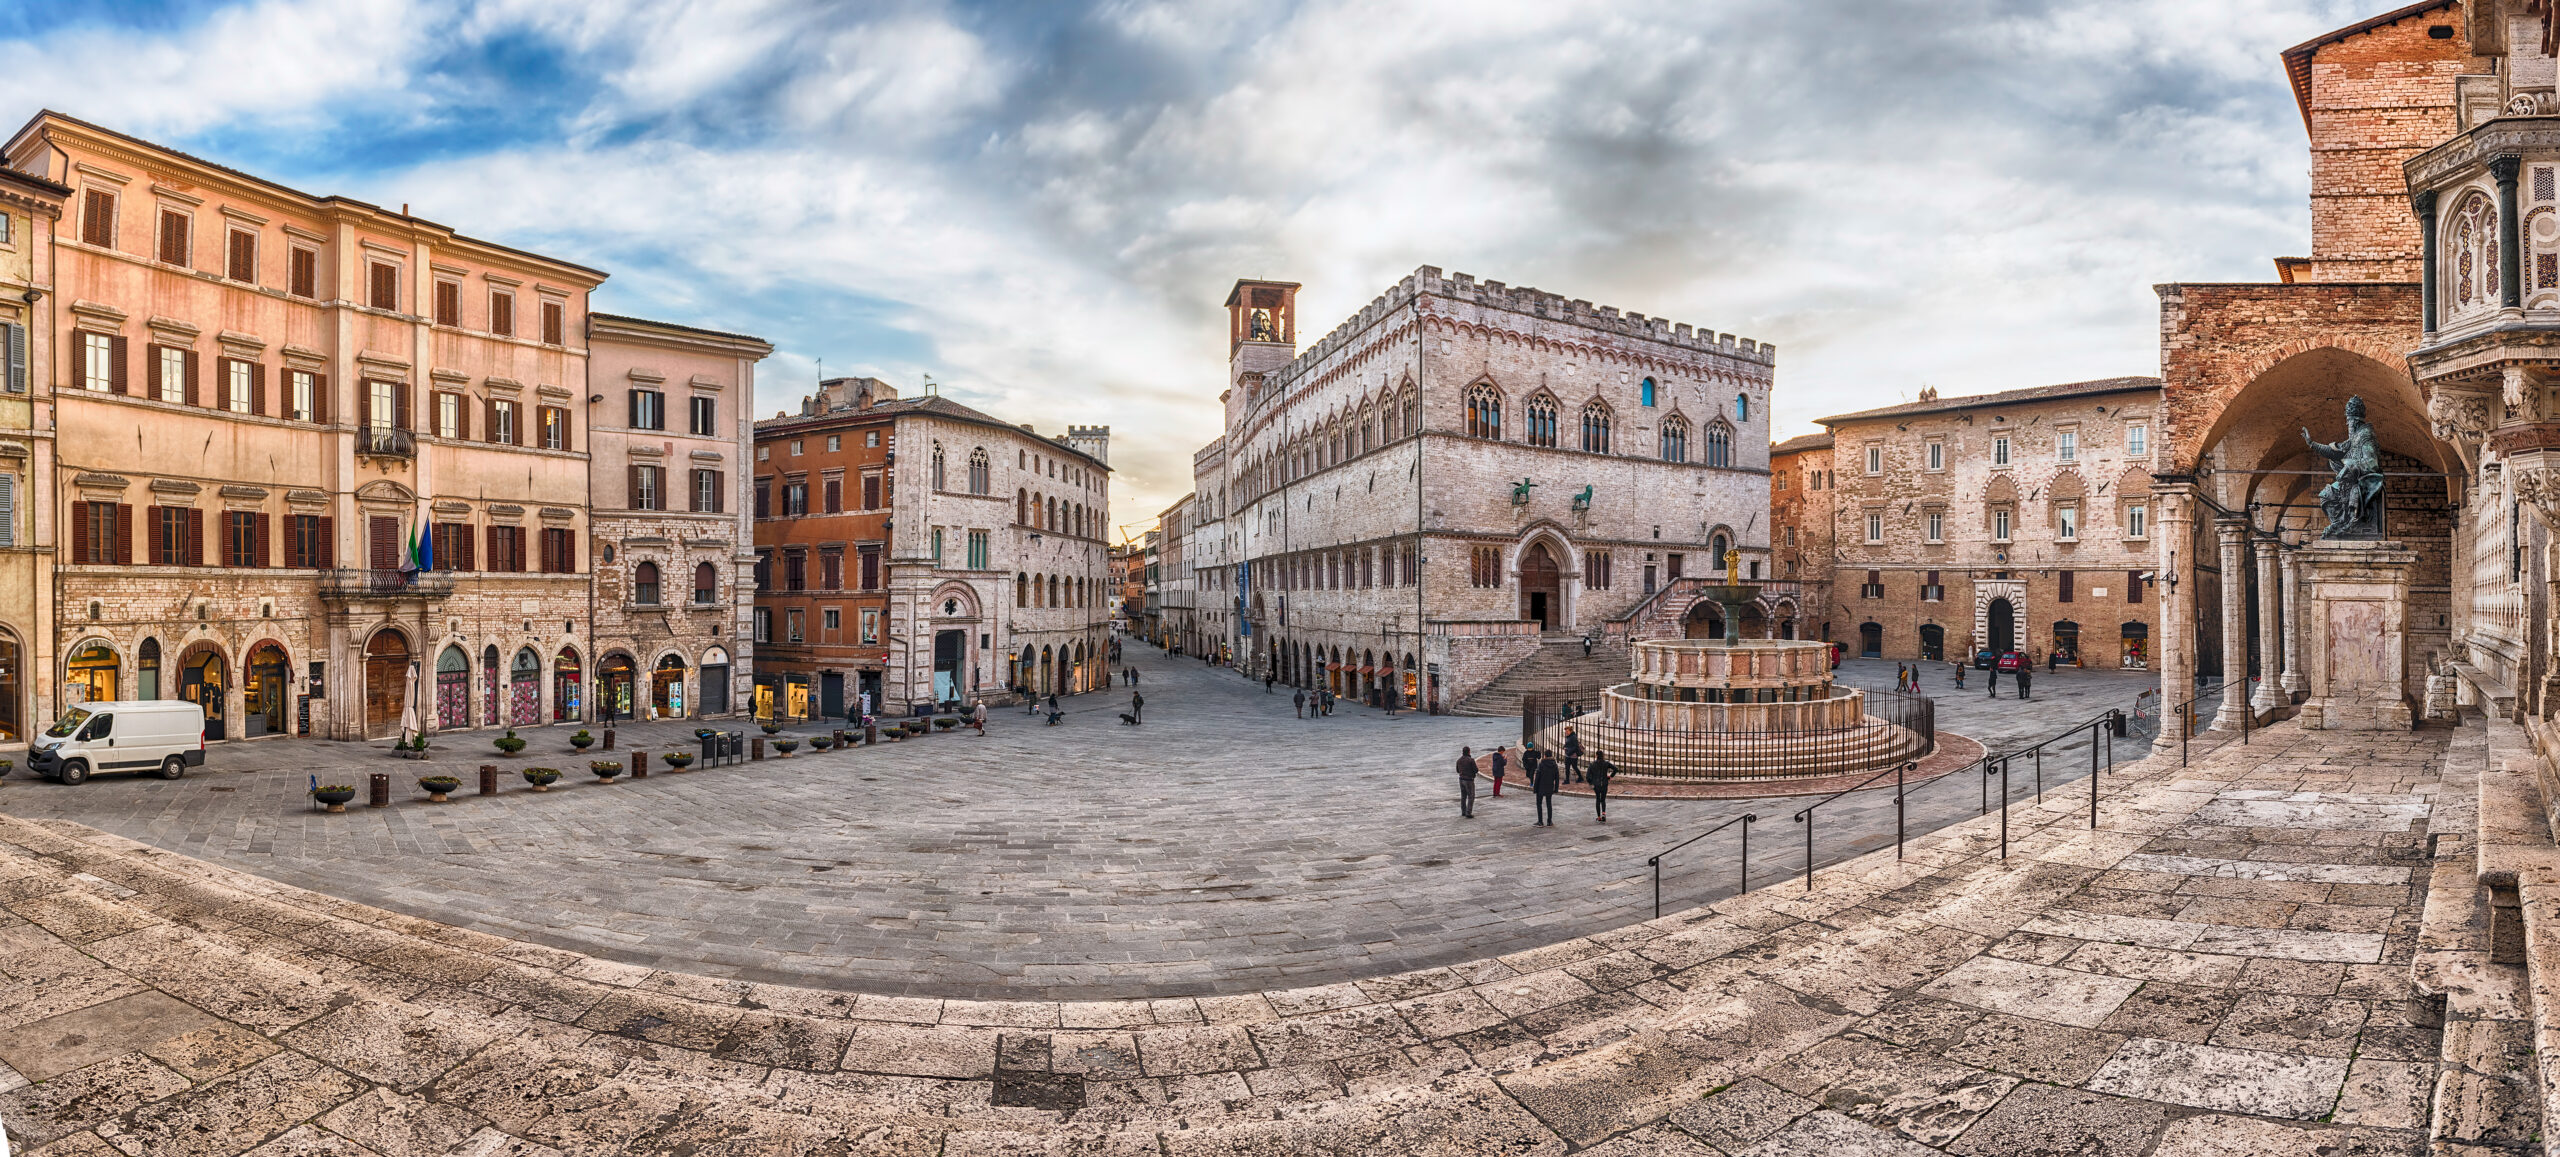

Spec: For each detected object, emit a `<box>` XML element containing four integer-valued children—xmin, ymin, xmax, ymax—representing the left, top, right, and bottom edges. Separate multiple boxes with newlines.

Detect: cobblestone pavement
<box><xmin>0</xmin><ymin>715</ymin><xmax>2455</xmax><ymax>1154</ymax></box>
<box><xmin>0</xmin><ymin>648</ymin><xmax>2166</xmax><ymax>1000</ymax></box>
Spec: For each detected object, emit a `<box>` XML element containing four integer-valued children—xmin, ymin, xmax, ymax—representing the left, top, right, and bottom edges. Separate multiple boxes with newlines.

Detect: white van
<box><xmin>28</xmin><ymin>701</ymin><xmax>207</xmax><ymax>785</ymax></box>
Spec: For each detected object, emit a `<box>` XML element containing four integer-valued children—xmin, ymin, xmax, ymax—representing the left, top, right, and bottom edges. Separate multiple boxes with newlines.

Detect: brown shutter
<box><xmin>455</xmin><ymin>393</ymin><xmax>471</xmax><ymax>441</ymax></box>
<box><xmin>714</xmin><ymin>471</ymin><xmax>726</xmax><ymax>514</ymax></box>
<box><xmin>255</xmin><ymin>512</ymin><xmax>271</xmax><ymax>567</ymax></box>
<box><xmin>558</xmin><ymin>407</ymin><xmax>572</xmax><ymax>452</ymax></box>
<box><xmin>483</xmin><ymin>398</ymin><xmax>497</xmax><ymax>443</ymax></box>
<box><xmin>312</xmin><ymin>374</ymin><xmax>329</xmax><ymax>425</ymax></box>
<box><xmin>71</xmin><ymin>501</ymin><xmax>90</xmax><ymax>563</ymax></box>
<box><xmin>360</xmin><ymin>378</ymin><xmax>375</xmax><ymax>429</ymax></box>
<box><xmin>144</xmin><ymin>343</ymin><xmax>164</xmax><ymax>398</ymax></box>
<box><xmin>250</xmin><ymin>363</ymin><xmax>266</xmax><ymax>416</ymax></box>
<box><xmin>115</xmin><ymin>503</ymin><xmax>133</xmax><ymax>565</ymax></box>
<box><xmin>109</xmin><ymin>335</ymin><xmax>128</xmax><ymax>395</ymax></box>
<box><xmin>560</xmin><ymin>528</ymin><xmax>573</xmax><ymax>573</ymax></box>
<box><xmin>318</xmin><ymin>516</ymin><xmax>334</xmax><ymax>568</ymax></box>
<box><xmin>184</xmin><ymin>349</ymin><xmax>200</xmax><ymax>407</ymax></box>
<box><xmin>143</xmin><ymin>505</ymin><xmax>161</xmax><ymax>564</ymax></box>
<box><xmin>394</xmin><ymin>380</ymin><xmax>411</xmax><ymax>430</ymax></box>
<box><xmin>462</xmin><ymin>523</ymin><xmax>476</xmax><ymax>571</ymax></box>
<box><xmin>629</xmin><ymin>464</ymin><xmax>642</xmax><ymax>510</ymax></box>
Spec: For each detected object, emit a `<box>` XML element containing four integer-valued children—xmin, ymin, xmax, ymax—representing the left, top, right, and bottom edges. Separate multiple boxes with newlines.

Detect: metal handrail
<box><xmin>1644</xmin><ymin>811</ymin><xmax>1756</xmax><ymax>918</ymax></box>
<box><xmin>1790</xmin><ymin>759</ymin><xmax>1920</xmax><ymax>892</ymax></box>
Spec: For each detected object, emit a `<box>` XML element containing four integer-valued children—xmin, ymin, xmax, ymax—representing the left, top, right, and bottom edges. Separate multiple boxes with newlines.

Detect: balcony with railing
<box><xmin>318</xmin><ymin>568</ymin><xmax>454</xmax><ymax>600</ymax></box>
<box><xmin>357</xmin><ymin>426</ymin><xmax>416</xmax><ymax>460</ymax></box>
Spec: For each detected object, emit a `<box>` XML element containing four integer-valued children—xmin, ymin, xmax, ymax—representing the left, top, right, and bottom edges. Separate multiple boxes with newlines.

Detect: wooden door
<box><xmin>363</xmin><ymin>631</ymin><xmax>409</xmax><ymax>739</ymax></box>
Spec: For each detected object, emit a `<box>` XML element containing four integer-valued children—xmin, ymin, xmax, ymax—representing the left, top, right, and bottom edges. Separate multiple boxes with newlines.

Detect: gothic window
<box><xmin>1735</xmin><ymin>392</ymin><xmax>1749</xmax><ymax>422</ymax></box>
<box><xmin>1581</xmin><ymin>401</ymin><xmax>1612</xmax><ymax>454</ymax></box>
<box><xmin>1660</xmin><ymin>415</ymin><xmax>1689</xmax><ymax>464</ymax></box>
<box><xmin>932</xmin><ymin>443</ymin><xmax>947</xmax><ymax>490</ymax></box>
<box><xmin>1525</xmin><ymin>393</ymin><xmax>1558</xmax><ymax>448</ymax></box>
<box><xmin>2449</xmin><ymin>190</ymin><xmax>2499</xmax><ymax>320</ymax></box>
<box><xmin>1705</xmin><ymin>421</ymin><xmax>1732</xmax><ymax>467</ymax></box>
<box><xmin>1360</xmin><ymin>405</ymin><xmax>1375</xmax><ymax>454</ymax></box>
<box><xmin>1403</xmin><ymin>387</ymin><xmax>1419</xmax><ymax>436</ymax></box>
<box><xmin>968</xmin><ymin>448</ymin><xmax>990</xmax><ymax>494</ymax></box>
<box><xmin>1466</xmin><ymin>383</ymin><xmax>1502</xmax><ymax>440</ymax></box>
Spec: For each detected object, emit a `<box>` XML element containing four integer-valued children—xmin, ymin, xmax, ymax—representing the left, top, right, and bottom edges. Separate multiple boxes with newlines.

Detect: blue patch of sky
<box><xmin>0</xmin><ymin>0</ymin><xmax>224</xmax><ymax>39</ymax></box>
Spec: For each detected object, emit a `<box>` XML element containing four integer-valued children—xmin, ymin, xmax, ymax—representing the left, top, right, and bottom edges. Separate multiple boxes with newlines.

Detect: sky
<box><xmin>0</xmin><ymin>0</ymin><xmax>2404</xmax><ymax>529</ymax></box>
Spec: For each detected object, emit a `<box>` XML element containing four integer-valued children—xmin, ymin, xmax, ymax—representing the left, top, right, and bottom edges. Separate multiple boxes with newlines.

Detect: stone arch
<box><xmin>931</xmin><ymin>581</ymin><xmax>981</xmax><ymax>620</ymax></box>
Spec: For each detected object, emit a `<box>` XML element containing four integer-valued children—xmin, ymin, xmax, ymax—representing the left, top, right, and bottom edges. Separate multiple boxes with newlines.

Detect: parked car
<box><xmin>1995</xmin><ymin>651</ymin><xmax>2027</xmax><ymax>674</ymax></box>
<box><xmin>27</xmin><ymin>701</ymin><xmax>207</xmax><ymax>785</ymax></box>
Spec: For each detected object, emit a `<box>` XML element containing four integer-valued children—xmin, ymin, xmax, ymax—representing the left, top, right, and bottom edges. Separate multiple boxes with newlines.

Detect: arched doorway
<box><xmin>245</xmin><ymin>643</ymin><xmax>289</xmax><ymax>737</ymax></box>
<box><xmin>1919</xmin><ymin>624</ymin><xmax>1945</xmax><ymax>662</ymax></box>
<box><xmin>0</xmin><ymin>630</ymin><xmax>20</xmax><ymax>743</ymax></box>
<box><xmin>436</xmin><ymin>646</ymin><xmax>471</xmax><ymax>729</ymax></box>
<box><xmin>651</xmin><ymin>654</ymin><xmax>687</xmax><ymax>719</ymax></box>
<box><xmin>554</xmin><ymin>646</ymin><xmax>583</xmax><ymax>722</ymax></box>
<box><xmin>1519</xmin><ymin>541</ymin><xmax>1562</xmax><ymax>631</ymax></box>
<box><xmin>1858</xmin><ymin>622</ymin><xmax>1883</xmax><ymax>658</ymax></box>
<box><xmin>697</xmin><ymin>647</ymin><xmax>729</xmax><ymax>715</ymax></box>
<box><xmin>2052</xmin><ymin>620</ymin><xmax>2081</xmax><ymax>667</ymax></box>
<box><xmin>598</xmin><ymin>653</ymin><xmax>635</xmax><ymax>721</ymax></box>
<box><xmin>510</xmin><ymin>648</ymin><xmax>542</xmax><ymax>725</ymax></box>
<box><xmin>2120</xmin><ymin>622</ymin><xmax>2150</xmax><ymax>670</ymax></box>
<box><xmin>1740</xmin><ymin>604</ymin><xmax>1767</xmax><ymax>640</ymax></box>
<box><xmin>66</xmin><ymin>641</ymin><xmax>119</xmax><ymax>704</ymax></box>
<box><xmin>362</xmin><ymin>630</ymin><xmax>408</xmax><ymax>740</ymax></box>
<box><xmin>481</xmin><ymin>645</ymin><xmax>500</xmax><ymax>726</ymax></box>
<box><xmin>1682</xmin><ymin>600</ymin><xmax>1723</xmax><ymax>640</ymax></box>
<box><xmin>1039</xmin><ymin>645</ymin><xmax>1055</xmax><ymax>697</ymax></box>
<box><xmin>1987</xmin><ymin>597</ymin><xmax>2016</xmax><ymax>656</ymax></box>
<box><xmin>177</xmin><ymin>644</ymin><xmax>229</xmax><ymax>740</ymax></box>
<box><xmin>137</xmin><ymin>638</ymin><xmax>160</xmax><ymax>700</ymax></box>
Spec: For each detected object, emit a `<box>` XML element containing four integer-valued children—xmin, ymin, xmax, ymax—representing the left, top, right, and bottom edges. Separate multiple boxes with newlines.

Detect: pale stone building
<box><xmin>7</xmin><ymin>111</ymin><xmax>607</xmax><ymax>742</ymax></box>
<box><xmin>585</xmin><ymin>313</ymin><xmax>770</xmax><ymax>723</ymax></box>
<box><xmin>1817</xmin><ymin>379</ymin><xmax>2168</xmax><ymax>670</ymax></box>
<box><xmin>1184</xmin><ymin>269</ymin><xmax>1775</xmax><ymax>712</ymax></box>
<box><xmin>0</xmin><ymin>162</ymin><xmax>64</xmax><ymax>749</ymax></box>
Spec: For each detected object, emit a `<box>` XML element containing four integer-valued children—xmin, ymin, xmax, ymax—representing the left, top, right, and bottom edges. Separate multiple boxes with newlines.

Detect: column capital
<box><xmin>2493</xmin><ymin>153</ymin><xmax>2524</xmax><ymax>184</ymax></box>
<box><xmin>2412</xmin><ymin>187</ymin><xmax>2438</xmax><ymax>217</ymax></box>
<box><xmin>2252</xmin><ymin>537</ymin><xmax>2282</xmax><ymax>560</ymax></box>
<box><xmin>2214</xmin><ymin>515</ymin><xmax>2251</xmax><ymax>543</ymax></box>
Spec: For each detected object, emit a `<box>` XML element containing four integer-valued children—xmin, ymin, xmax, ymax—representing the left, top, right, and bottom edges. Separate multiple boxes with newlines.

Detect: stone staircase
<box><xmin>1453</xmin><ymin>634</ymin><xmax>1629</xmax><ymax>717</ymax></box>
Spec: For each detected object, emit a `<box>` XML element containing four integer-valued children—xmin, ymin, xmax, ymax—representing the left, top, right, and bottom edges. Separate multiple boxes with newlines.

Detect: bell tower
<box><xmin>1223</xmin><ymin>279</ymin><xmax>1300</xmax><ymax>424</ymax></box>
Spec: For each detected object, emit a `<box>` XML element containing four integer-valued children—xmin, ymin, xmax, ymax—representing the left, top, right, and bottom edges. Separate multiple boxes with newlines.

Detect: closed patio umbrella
<box><xmin>398</xmin><ymin>660</ymin><xmax>420</xmax><ymax>746</ymax></box>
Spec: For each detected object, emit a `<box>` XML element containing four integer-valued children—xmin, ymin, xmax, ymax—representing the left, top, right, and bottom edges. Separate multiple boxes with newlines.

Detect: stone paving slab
<box><xmin>0</xmin><ymin>712</ymin><xmax>2460</xmax><ymax>1154</ymax></box>
<box><xmin>0</xmin><ymin>653</ymin><xmax>2164</xmax><ymax>1000</ymax></box>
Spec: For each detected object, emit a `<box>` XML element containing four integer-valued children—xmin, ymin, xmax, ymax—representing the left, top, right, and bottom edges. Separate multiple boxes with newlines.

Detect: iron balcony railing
<box><xmin>318</xmin><ymin>568</ymin><xmax>454</xmax><ymax>599</ymax></box>
<box><xmin>357</xmin><ymin>426</ymin><xmax>416</xmax><ymax>459</ymax></box>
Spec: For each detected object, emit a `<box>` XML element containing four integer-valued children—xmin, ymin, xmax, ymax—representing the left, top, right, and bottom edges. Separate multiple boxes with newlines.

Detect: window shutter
<box><xmin>144</xmin><ymin>343</ymin><xmax>164</xmax><ymax>397</ymax></box>
<box><xmin>183</xmin><ymin>349</ymin><xmax>200</xmax><ymax>407</ymax></box>
<box><xmin>143</xmin><ymin>504</ymin><xmax>160</xmax><ymax>561</ymax></box>
<box><xmin>255</xmin><ymin>512</ymin><xmax>271</xmax><ymax>567</ymax></box>
<box><xmin>188</xmin><ymin>508</ymin><xmax>204</xmax><ymax>566</ymax></box>
<box><xmin>451</xmin><ymin>393</ymin><xmax>469</xmax><ymax>441</ymax></box>
<box><xmin>4</xmin><ymin>321</ymin><xmax>23</xmax><ymax>393</ymax></box>
<box><xmin>115</xmin><ymin>503</ymin><xmax>133</xmax><ymax>565</ymax></box>
<box><xmin>557</xmin><ymin>407</ymin><xmax>573</xmax><ymax>453</ymax></box>
<box><xmin>360</xmin><ymin>378</ymin><xmax>375</xmax><ymax>430</ymax></box>
<box><xmin>318</xmin><ymin>516</ymin><xmax>334</xmax><ymax>568</ymax></box>
<box><xmin>484</xmin><ymin>398</ymin><xmax>498</xmax><ymax>443</ymax></box>
<box><xmin>72</xmin><ymin>500</ymin><xmax>89</xmax><ymax>562</ymax></box>
<box><xmin>82</xmin><ymin>189</ymin><xmax>112</xmax><ymax>247</ymax></box>
<box><xmin>311</xmin><ymin>374</ymin><xmax>329</xmax><ymax>425</ymax></box>
<box><xmin>462</xmin><ymin>523</ymin><xmax>476</xmax><ymax>571</ymax></box>
<box><xmin>627</xmin><ymin>390</ymin><xmax>639</xmax><ymax>428</ymax></box>
<box><xmin>629</xmin><ymin>464</ymin><xmax>642</xmax><ymax>510</ymax></box>
<box><xmin>562</xmin><ymin>528</ymin><xmax>574</xmax><ymax>573</ymax></box>
<box><xmin>109</xmin><ymin>335</ymin><xmax>128</xmax><ymax>395</ymax></box>
<box><xmin>394</xmin><ymin>380</ymin><xmax>411</xmax><ymax>430</ymax></box>
<box><xmin>714</xmin><ymin>471</ymin><xmax>725</xmax><ymax>514</ymax></box>
<box><xmin>0</xmin><ymin>472</ymin><xmax>12</xmax><ymax>547</ymax></box>
<box><xmin>485</xmin><ymin>525</ymin><xmax>499</xmax><ymax>573</ymax></box>
<box><xmin>250</xmin><ymin>363</ymin><xmax>267</xmax><ymax>416</ymax></box>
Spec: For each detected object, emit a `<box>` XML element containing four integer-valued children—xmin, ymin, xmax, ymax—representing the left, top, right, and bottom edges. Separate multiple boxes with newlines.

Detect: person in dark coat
<box><xmin>1588</xmin><ymin>754</ymin><xmax>1615</xmax><ymax>821</ymax></box>
<box><xmin>1293</xmin><ymin>689</ymin><xmax>1306</xmax><ymax>718</ymax></box>
<box><xmin>1456</xmin><ymin>747</ymin><xmax>1479</xmax><ymax>818</ymax></box>
<box><xmin>1130</xmin><ymin>691</ymin><xmax>1144</xmax><ymax>721</ymax></box>
<box><xmin>1490</xmin><ymin>746</ymin><xmax>1508</xmax><ymax>797</ymax></box>
<box><xmin>1562</xmin><ymin>727</ymin><xmax>1583</xmax><ymax>783</ymax></box>
<box><xmin>2015</xmin><ymin>666</ymin><xmax>2032</xmax><ymax>701</ymax></box>
<box><xmin>1531</xmin><ymin>752</ymin><xmax>1562</xmax><ymax>826</ymax></box>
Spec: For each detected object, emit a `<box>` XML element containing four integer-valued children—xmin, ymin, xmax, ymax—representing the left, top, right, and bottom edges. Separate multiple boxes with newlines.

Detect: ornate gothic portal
<box><xmin>1974</xmin><ymin>580</ymin><xmax>2024</xmax><ymax>658</ymax></box>
<box><xmin>1519</xmin><ymin>542</ymin><xmax>1562</xmax><ymax>631</ymax></box>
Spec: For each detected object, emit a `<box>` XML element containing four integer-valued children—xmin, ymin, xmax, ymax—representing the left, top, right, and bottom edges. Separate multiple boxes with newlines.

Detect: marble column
<box><xmin>2279</xmin><ymin>549</ymin><xmax>2306</xmax><ymax>696</ymax></box>
<box><xmin>2212</xmin><ymin>517</ymin><xmax>2254</xmax><ymax>731</ymax></box>
<box><xmin>2152</xmin><ymin>482</ymin><xmax>2198</xmax><ymax>754</ymax></box>
<box><xmin>2252</xmin><ymin>539</ymin><xmax>2286</xmax><ymax>712</ymax></box>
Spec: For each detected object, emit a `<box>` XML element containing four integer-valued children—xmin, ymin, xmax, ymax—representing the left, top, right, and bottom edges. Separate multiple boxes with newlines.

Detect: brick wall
<box><xmin>2300</xmin><ymin>8</ymin><xmax>2477</xmax><ymax>281</ymax></box>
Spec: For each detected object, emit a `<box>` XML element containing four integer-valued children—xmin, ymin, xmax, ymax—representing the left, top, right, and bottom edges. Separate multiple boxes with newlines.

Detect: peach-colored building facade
<box><xmin>0</xmin><ymin>162</ymin><xmax>66</xmax><ymax>746</ymax></box>
<box><xmin>4</xmin><ymin>110</ymin><xmax>617</xmax><ymax>742</ymax></box>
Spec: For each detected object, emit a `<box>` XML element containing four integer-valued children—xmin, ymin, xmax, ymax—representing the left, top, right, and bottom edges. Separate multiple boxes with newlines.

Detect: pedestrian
<box><xmin>2016</xmin><ymin>666</ymin><xmax>2033</xmax><ymax>701</ymax></box>
<box><xmin>1895</xmin><ymin>662</ymin><xmax>1906</xmax><ymax>692</ymax></box>
<box><xmin>1582</xmin><ymin>635</ymin><xmax>1593</xmax><ymax>658</ymax></box>
<box><xmin>1562</xmin><ymin>726</ymin><xmax>1583</xmax><ymax>783</ymax></box>
<box><xmin>1133</xmin><ymin>668</ymin><xmax>1141</xmax><ymax>685</ymax></box>
<box><xmin>2047</xmin><ymin>650</ymin><xmax>2058</xmax><ymax>673</ymax></box>
<box><xmin>1131</xmin><ymin>691</ymin><xmax>1144</xmax><ymax>722</ymax></box>
<box><xmin>1322</xmin><ymin>689</ymin><xmax>1334</xmax><ymax>716</ymax></box>
<box><xmin>1266</xmin><ymin>674</ymin><xmax>1276</xmax><ymax>694</ymax></box>
<box><xmin>1047</xmin><ymin>693</ymin><xmax>1060</xmax><ymax>717</ymax></box>
<box><xmin>1953</xmin><ymin>662</ymin><xmax>1966</xmax><ymax>690</ymax></box>
<box><xmin>971</xmin><ymin>701</ymin><xmax>987</xmax><ymax>735</ymax></box>
<box><xmin>1490</xmin><ymin>746</ymin><xmax>1508</xmax><ymax>797</ymax></box>
<box><xmin>1293</xmin><ymin>689</ymin><xmax>1306</xmax><ymax>718</ymax></box>
<box><xmin>1986</xmin><ymin>664</ymin><xmax>1999</xmax><ymax>699</ymax></box>
<box><xmin>1457</xmin><ymin>747</ymin><xmax>1479</xmax><ymax>818</ymax></box>
<box><xmin>1532</xmin><ymin>751</ymin><xmax>1561</xmax><ymax>826</ymax></box>
<box><xmin>1588</xmin><ymin>753</ymin><xmax>1614</xmax><ymax>821</ymax></box>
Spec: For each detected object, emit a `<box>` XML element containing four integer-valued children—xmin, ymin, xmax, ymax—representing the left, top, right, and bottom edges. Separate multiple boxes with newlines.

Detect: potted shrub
<box><xmin>589</xmin><ymin>760</ymin><xmax>623</xmax><ymax>782</ymax></box>
<box><xmin>904</xmin><ymin>720</ymin><xmax>928</xmax><ymax>737</ymax></box>
<box><xmin>569</xmin><ymin>730</ymin><xmax>595</xmax><ymax>751</ymax></box>
<box><xmin>934</xmin><ymin>717</ymin><xmax>958</xmax><ymax>731</ymax></box>
<box><xmin>312</xmin><ymin>784</ymin><xmax>357</xmax><ymax>812</ymax></box>
<box><xmin>809</xmin><ymin>735</ymin><xmax>834</xmax><ymax>751</ymax></box>
<box><xmin>494</xmin><ymin>729</ymin><xmax>527</xmax><ymax>756</ymax></box>
<box><xmin>521</xmin><ymin>767</ymin><xmax>561</xmax><ymax>792</ymax></box>
<box><xmin>773</xmin><ymin>738</ymin><xmax>799</xmax><ymax>756</ymax></box>
<box><xmin>417</xmin><ymin>775</ymin><xmax>462</xmax><ymax>803</ymax></box>
<box><xmin>760</xmin><ymin>722</ymin><xmax>782</xmax><ymax>735</ymax></box>
<box><xmin>662</xmin><ymin>752</ymin><xmax>695</xmax><ymax>771</ymax></box>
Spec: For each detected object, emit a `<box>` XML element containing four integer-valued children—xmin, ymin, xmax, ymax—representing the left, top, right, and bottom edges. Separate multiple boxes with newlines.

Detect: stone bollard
<box><xmin>752</xmin><ymin>736</ymin><xmax>764</xmax><ymax>761</ymax></box>
<box><xmin>603</xmin><ymin>727</ymin><xmax>616</xmax><ymax>751</ymax></box>
<box><xmin>632</xmin><ymin>751</ymin><xmax>650</xmax><ymax>778</ymax></box>
<box><xmin>368</xmin><ymin>773</ymin><xmax>390</xmax><ymax>808</ymax></box>
<box><xmin>479</xmin><ymin>765</ymin><xmax>497</xmax><ymax>796</ymax></box>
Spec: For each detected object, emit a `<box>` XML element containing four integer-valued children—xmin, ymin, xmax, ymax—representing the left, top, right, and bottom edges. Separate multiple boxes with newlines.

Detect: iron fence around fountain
<box><xmin>1520</xmin><ymin>685</ymin><xmax>1934</xmax><ymax>785</ymax></box>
